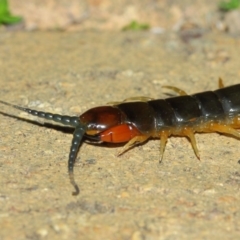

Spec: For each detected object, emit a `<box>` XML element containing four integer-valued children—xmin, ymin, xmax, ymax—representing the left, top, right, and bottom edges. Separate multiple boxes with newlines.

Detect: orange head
<box><xmin>80</xmin><ymin>106</ymin><xmax>141</xmax><ymax>143</ymax></box>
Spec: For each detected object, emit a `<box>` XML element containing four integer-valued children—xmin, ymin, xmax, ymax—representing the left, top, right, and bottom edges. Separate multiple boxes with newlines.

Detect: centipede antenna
<box><xmin>68</xmin><ymin>125</ymin><xmax>87</xmax><ymax>195</ymax></box>
<box><xmin>1</xmin><ymin>99</ymin><xmax>88</xmax><ymax>195</ymax></box>
<box><xmin>0</xmin><ymin>100</ymin><xmax>80</xmax><ymax>127</ymax></box>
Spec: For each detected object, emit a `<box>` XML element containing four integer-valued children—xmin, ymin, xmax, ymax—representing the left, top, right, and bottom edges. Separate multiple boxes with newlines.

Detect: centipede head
<box><xmin>80</xmin><ymin>106</ymin><xmax>124</xmax><ymax>136</ymax></box>
<box><xmin>80</xmin><ymin>105</ymin><xmax>142</xmax><ymax>143</ymax></box>
<box><xmin>65</xmin><ymin>105</ymin><xmax>142</xmax><ymax>195</ymax></box>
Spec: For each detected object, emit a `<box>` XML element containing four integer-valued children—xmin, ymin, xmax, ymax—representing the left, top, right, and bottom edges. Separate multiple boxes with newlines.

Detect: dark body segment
<box><xmin>117</xmin><ymin>102</ymin><xmax>156</xmax><ymax>133</ymax></box>
<box><xmin>214</xmin><ymin>84</ymin><xmax>240</xmax><ymax>115</ymax></box>
<box><xmin>192</xmin><ymin>91</ymin><xmax>224</xmax><ymax>119</ymax></box>
<box><xmin>116</xmin><ymin>89</ymin><xmax>237</xmax><ymax>136</ymax></box>
<box><xmin>148</xmin><ymin>99</ymin><xmax>176</xmax><ymax>129</ymax></box>
<box><xmin>164</xmin><ymin>95</ymin><xmax>201</xmax><ymax>124</ymax></box>
<box><xmin>116</xmin><ymin>85</ymin><xmax>240</xmax><ymax>136</ymax></box>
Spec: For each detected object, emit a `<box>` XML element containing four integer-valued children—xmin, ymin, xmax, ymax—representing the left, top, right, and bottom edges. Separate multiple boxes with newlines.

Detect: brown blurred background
<box><xmin>7</xmin><ymin>0</ymin><xmax>240</xmax><ymax>34</ymax></box>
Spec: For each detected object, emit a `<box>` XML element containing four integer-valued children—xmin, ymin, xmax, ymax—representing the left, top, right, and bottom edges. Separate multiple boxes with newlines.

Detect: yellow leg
<box><xmin>207</xmin><ymin>122</ymin><xmax>240</xmax><ymax>139</ymax></box>
<box><xmin>117</xmin><ymin>135</ymin><xmax>149</xmax><ymax>156</ymax></box>
<box><xmin>182</xmin><ymin>128</ymin><xmax>200</xmax><ymax>159</ymax></box>
<box><xmin>123</xmin><ymin>96</ymin><xmax>154</xmax><ymax>102</ymax></box>
<box><xmin>218</xmin><ymin>78</ymin><xmax>224</xmax><ymax>88</ymax></box>
<box><xmin>162</xmin><ymin>86</ymin><xmax>187</xmax><ymax>96</ymax></box>
<box><xmin>159</xmin><ymin>131</ymin><xmax>169</xmax><ymax>163</ymax></box>
<box><xmin>158</xmin><ymin>128</ymin><xmax>200</xmax><ymax>161</ymax></box>
<box><xmin>108</xmin><ymin>96</ymin><xmax>154</xmax><ymax>105</ymax></box>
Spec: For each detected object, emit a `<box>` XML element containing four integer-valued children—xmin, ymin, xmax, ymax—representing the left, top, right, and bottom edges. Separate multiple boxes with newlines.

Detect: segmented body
<box><xmin>95</xmin><ymin>82</ymin><xmax>240</xmax><ymax>159</ymax></box>
<box><xmin>1</xmin><ymin>80</ymin><xmax>240</xmax><ymax>195</ymax></box>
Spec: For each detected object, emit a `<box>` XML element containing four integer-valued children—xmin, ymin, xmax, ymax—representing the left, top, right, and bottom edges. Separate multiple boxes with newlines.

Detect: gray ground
<box><xmin>0</xmin><ymin>1</ymin><xmax>240</xmax><ymax>240</ymax></box>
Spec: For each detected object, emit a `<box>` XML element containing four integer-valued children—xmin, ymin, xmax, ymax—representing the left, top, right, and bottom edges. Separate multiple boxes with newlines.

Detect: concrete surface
<box><xmin>0</xmin><ymin>31</ymin><xmax>240</xmax><ymax>239</ymax></box>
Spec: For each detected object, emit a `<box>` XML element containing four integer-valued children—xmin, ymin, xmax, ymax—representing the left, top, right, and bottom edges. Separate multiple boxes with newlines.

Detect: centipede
<box><xmin>1</xmin><ymin>79</ymin><xmax>240</xmax><ymax>195</ymax></box>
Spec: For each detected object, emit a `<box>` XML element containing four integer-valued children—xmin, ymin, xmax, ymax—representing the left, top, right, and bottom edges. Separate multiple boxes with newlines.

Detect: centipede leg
<box><xmin>218</xmin><ymin>78</ymin><xmax>224</xmax><ymax>88</ymax></box>
<box><xmin>117</xmin><ymin>135</ymin><xmax>149</xmax><ymax>156</ymax></box>
<box><xmin>159</xmin><ymin>131</ymin><xmax>169</xmax><ymax>163</ymax></box>
<box><xmin>206</xmin><ymin>123</ymin><xmax>240</xmax><ymax>139</ymax></box>
<box><xmin>108</xmin><ymin>96</ymin><xmax>154</xmax><ymax>105</ymax></box>
<box><xmin>182</xmin><ymin>128</ymin><xmax>200</xmax><ymax>159</ymax></box>
<box><xmin>123</xmin><ymin>96</ymin><xmax>154</xmax><ymax>102</ymax></box>
<box><xmin>162</xmin><ymin>86</ymin><xmax>187</xmax><ymax>96</ymax></box>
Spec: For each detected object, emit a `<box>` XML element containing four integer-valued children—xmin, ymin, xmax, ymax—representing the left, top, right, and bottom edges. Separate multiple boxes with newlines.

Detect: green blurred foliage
<box><xmin>122</xmin><ymin>21</ymin><xmax>150</xmax><ymax>31</ymax></box>
<box><xmin>219</xmin><ymin>0</ymin><xmax>240</xmax><ymax>11</ymax></box>
<box><xmin>0</xmin><ymin>0</ymin><xmax>22</xmax><ymax>25</ymax></box>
